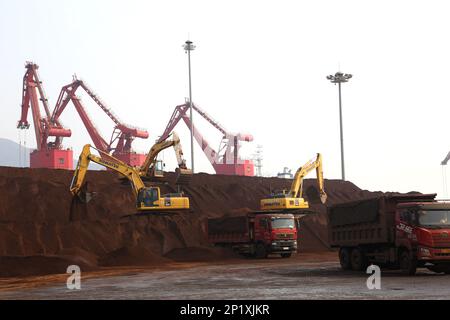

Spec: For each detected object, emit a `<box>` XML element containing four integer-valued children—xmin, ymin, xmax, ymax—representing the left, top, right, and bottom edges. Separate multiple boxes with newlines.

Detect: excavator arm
<box><xmin>173</xmin><ymin>133</ymin><xmax>188</xmax><ymax>170</ymax></box>
<box><xmin>140</xmin><ymin>132</ymin><xmax>181</xmax><ymax>174</ymax></box>
<box><xmin>139</xmin><ymin>132</ymin><xmax>192</xmax><ymax>184</ymax></box>
<box><xmin>70</xmin><ymin>144</ymin><xmax>145</xmax><ymax>199</ymax></box>
<box><xmin>260</xmin><ymin>153</ymin><xmax>326</xmax><ymax>212</ymax></box>
<box><xmin>290</xmin><ymin>153</ymin><xmax>327</xmax><ymax>204</ymax></box>
<box><xmin>70</xmin><ymin>144</ymin><xmax>190</xmax><ymax>211</ymax></box>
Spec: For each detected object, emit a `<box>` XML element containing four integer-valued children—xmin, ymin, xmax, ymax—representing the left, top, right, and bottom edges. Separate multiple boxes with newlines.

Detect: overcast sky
<box><xmin>1</xmin><ymin>0</ymin><xmax>450</xmax><ymax>197</ymax></box>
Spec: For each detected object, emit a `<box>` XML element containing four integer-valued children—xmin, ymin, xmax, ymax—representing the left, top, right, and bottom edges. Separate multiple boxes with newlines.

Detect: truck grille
<box><xmin>432</xmin><ymin>233</ymin><xmax>450</xmax><ymax>248</ymax></box>
<box><xmin>276</xmin><ymin>233</ymin><xmax>295</xmax><ymax>240</ymax></box>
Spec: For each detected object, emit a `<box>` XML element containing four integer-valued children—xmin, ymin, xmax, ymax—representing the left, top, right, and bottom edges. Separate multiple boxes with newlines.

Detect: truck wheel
<box><xmin>350</xmin><ymin>248</ymin><xmax>367</xmax><ymax>271</ymax></box>
<box><xmin>399</xmin><ymin>250</ymin><xmax>417</xmax><ymax>276</ymax></box>
<box><xmin>281</xmin><ymin>253</ymin><xmax>292</xmax><ymax>258</ymax></box>
<box><xmin>339</xmin><ymin>248</ymin><xmax>351</xmax><ymax>270</ymax></box>
<box><xmin>255</xmin><ymin>243</ymin><xmax>267</xmax><ymax>259</ymax></box>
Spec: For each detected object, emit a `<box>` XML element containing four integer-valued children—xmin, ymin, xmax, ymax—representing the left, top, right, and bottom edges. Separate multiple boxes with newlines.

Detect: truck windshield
<box><xmin>418</xmin><ymin>210</ymin><xmax>450</xmax><ymax>227</ymax></box>
<box><xmin>271</xmin><ymin>218</ymin><xmax>295</xmax><ymax>229</ymax></box>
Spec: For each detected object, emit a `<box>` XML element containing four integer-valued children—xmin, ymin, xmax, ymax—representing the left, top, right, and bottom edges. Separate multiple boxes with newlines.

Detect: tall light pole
<box><xmin>184</xmin><ymin>40</ymin><xmax>196</xmax><ymax>173</ymax></box>
<box><xmin>326</xmin><ymin>71</ymin><xmax>352</xmax><ymax>181</ymax></box>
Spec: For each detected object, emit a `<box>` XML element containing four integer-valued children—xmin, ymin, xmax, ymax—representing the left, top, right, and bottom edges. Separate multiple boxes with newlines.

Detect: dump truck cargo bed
<box><xmin>207</xmin><ymin>213</ymin><xmax>298</xmax><ymax>258</ymax></box>
<box><xmin>207</xmin><ymin>216</ymin><xmax>251</xmax><ymax>243</ymax></box>
<box><xmin>328</xmin><ymin>194</ymin><xmax>436</xmax><ymax>247</ymax></box>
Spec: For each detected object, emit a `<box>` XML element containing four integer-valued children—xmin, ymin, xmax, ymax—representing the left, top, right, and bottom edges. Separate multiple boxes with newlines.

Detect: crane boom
<box><xmin>52</xmin><ymin>77</ymin><xmax>149</xmax><ymax>166</ymax></box>
<box><xmin>53</xmin><ymin>81</ymin><xmax>110</xmax><ymax>152</ymax></box>
<box><xmin>159</xmin><ymin>102</ymin><xmax>254</xmax><ymax>176</ymax></box>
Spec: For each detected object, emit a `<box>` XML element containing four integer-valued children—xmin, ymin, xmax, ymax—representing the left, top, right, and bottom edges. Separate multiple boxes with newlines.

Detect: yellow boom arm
<box><xmin>70</xmin><ymin>144</ymin><xmax>146</xmax><ymax>197</ymax></box>
<box><xmin>139</xmin><ymin>132</ymin><xmax>188</xmax><ymax>177</ymax></box>
<box><xmin>260</xmin><ymin>153</ymin><xmax>327</xmax><ymax>211</ymax></box>
<box><xmin>290</xmin><ymin>153</ymin><xmax>327</xmax><ymax>204</ymax></box>
<box><xmin>70</xmin><ymin>144</ymin><xmax>190</xmax><ymax>211</ymax></box>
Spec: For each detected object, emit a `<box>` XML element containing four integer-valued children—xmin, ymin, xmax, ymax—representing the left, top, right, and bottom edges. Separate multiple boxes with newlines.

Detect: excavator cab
<box><xmin>269</xmin><ymin>189</ymin><xmax>289</xmax><ymax>198</ymax></box>
<box><xmin>149</xmin><ymin>158</ymin><xmax>192</xmax><ymax>185</ymax></box>
<box><xmin>136</xmin><ymin>186</ymin><xmax>190</xmax><ymax>210</ymax></box>
<box><xmin>136</xmin><ymin>187</ymin><xmax>161</xmax><ymax>208</ymax></box>
<box><xmin>154</xmin><ymin>160</ymin><xmax>165</xmax><ymax>178</ymax></box>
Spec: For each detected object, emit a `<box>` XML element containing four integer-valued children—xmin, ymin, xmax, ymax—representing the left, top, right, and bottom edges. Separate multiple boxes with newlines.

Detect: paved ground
<box><xmin>1</xmin><ymin>253</ymin><xmax>449</xmax><ymax>299</ymax></box>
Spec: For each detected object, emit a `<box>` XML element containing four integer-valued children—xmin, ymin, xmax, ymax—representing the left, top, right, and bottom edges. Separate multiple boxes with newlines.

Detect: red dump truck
<box><xmin>207</xmin><ymin>213</ymin><xmax>298</xmax><ymax>258</ymax></box>
<box><xmin>328</xmin><ymin>194</ymin><xmax>450</xmax><ymax>275</ymax></box>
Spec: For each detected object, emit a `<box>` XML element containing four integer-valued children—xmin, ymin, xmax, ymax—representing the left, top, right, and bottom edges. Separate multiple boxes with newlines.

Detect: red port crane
<box><xmin>159</xmin><ymin>102</ymin><xmax>254</xmax><ymax>176</ymax></box>
<box><xmin>17</xmin><ymin>62</ymin><xmax>73</xmax><ymax>169</ymax></box>
<box><xmin>51</xmin><ymin>76</ymin><xmax>149</xmax><ymax>166</ymax></box>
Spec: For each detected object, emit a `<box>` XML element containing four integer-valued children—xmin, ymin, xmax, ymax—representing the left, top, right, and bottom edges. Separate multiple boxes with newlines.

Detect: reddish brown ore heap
<box><xmin>0</xmin><ymin>166</ymin><xmax>388</xmax><ymax>277</ymax></box>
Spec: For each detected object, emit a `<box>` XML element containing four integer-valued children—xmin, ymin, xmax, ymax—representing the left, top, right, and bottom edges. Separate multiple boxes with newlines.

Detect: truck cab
<box><xmin>329</xmin><ymin>194</ymin><xmax>450</xmax><ymax>275</ymax></box>
<box><xmin>207</xmin><ymin>213</ymin><xmax>298</xmax><ymax>258</ymax></box>
<box><xmin>252</xmin><ymin>213</ymin><xmax>298</xmax><ymax>258</ymax></box>
<box><xmin>396</xmin><ymin>202</ymin><xmax>450</xmax><ymax>273</ymax></box>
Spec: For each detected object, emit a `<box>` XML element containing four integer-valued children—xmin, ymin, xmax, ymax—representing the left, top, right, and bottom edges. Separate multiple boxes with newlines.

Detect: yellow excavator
<box><xmin>139</xmin><ymin>132</ymin><xmax>192</xmax><ymax>185</ymax></box>
<box><xmin>70</xmin><ymin>144</ymin><xmax>190</xmax><ymax>211</ymax></box>
<box><xmin>260</xmin><ymin>153</ymin><xmax>327</xmax><ymax>212</ymax></box>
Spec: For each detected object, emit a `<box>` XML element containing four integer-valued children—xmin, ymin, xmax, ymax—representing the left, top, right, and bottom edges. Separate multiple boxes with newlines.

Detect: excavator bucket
<box><xmin>305</xmin><ymin>185</ymin><xmax>326</xmax><ymax>205</ymax></box>
<box><xmin>77</xmin><ymin>190</ymin><xmax>96</xmax><ymax>203</ymax></box>
<box><xmin>175</xmin><ymin>167</ymin><xmax>193</xmax><ymax>185</ymax></box>
<box><xmin>74</xmin><ymin>182</ymin><xmax>96</xmax><ymax>203</ymax></box>
<box><xmin>320</xmin><ymin>192</ymin><xmax>327</xmax><ymax>204</ymax></box>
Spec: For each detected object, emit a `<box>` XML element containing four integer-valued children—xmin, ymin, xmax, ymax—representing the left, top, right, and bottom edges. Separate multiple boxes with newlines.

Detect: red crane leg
<box><xmin>70</xmin><ymin>96</ymin><xmax>109</xmax><ymax>152</ymax></box>
<box><xmin>161</xmin><ymin>103</ymin><xmax>255</xmax><ymax>176</ymax></box>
